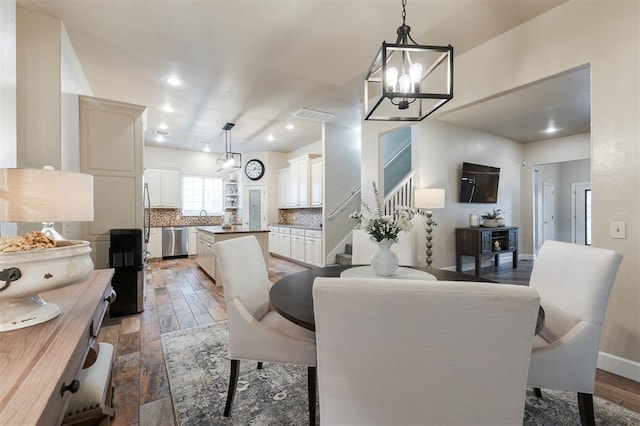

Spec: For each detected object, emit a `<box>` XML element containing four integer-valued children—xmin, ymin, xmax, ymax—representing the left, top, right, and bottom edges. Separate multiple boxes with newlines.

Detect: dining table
<box><xmin>269</xmin><ymin>264</ymin><xmax>545</xmax><ymax>334</ymax></box>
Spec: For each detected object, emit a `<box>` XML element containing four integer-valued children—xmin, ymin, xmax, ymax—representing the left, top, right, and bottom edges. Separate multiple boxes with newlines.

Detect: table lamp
<box><xmin>0</xmin><ymin>167</ymin><xmax>95</xmax><ymax>332</ymax></box>
<box><xmin>415</xmin><ymin>188</ymin><xmax>445</xmax><ymax>267</ymax></box>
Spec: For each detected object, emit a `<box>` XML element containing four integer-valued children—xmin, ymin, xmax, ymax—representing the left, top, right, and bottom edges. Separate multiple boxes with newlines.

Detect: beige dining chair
<box><xmin>527</xmin><ymin>240</ymin><xmax>623</xmax><ymax>426</ymax></box>
<box><xmin>313</xmin><ymin>277</ymin><xmax>540</xmax><ymax>425</ymax></box>
<box><xmin>213</xmin><ymin>235</ymin><xmax>317</xmax><ymax>426</ymax></box>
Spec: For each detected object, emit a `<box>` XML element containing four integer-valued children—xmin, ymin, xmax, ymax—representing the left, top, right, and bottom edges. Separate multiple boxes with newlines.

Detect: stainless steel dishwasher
<box><xmin>162</xmin><ymin>226</ymin><xmax>189</xmax><ymax>259</ymax></box>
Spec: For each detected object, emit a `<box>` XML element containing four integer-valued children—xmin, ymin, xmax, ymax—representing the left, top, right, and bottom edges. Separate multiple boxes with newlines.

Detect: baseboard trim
<box><xmin>597</xmin><ymin>351</ymin><xmax>640</xmax><ymax>381</ymax></box>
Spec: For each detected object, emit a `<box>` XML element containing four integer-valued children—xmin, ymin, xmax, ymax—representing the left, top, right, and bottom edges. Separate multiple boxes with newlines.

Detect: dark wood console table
<box><xmin>456</xmin><ymin>226</ymin><xmax>519</xmax><ymax>276</ymax></box>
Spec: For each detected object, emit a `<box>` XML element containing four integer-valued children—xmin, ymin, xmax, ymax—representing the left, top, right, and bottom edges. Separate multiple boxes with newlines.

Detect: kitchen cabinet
<box><xmin>188</xmin><ymin>227</ymin><xmax>198</xmax><ymax>256</ymax></box>
<box><xmin>310</xmin><ymin>158</ymin><xmax>323</xmax><ymax>207</ymax></box>
<box><xmin>269</xmin><ymin>226</ymin><xmax>324</xmax><ymax>267</ymax></box>
<box><xmin>196</xmin><ymin>230</ymin><xmax>216</xmax><ymax>280</ymax></box>
<box><xmin>147</xmin><ymin>227</ymin><xmax>163</xmax><ymax>260</ymax></box>
<box><xmin>290</xmin><ymin>229</ymin><xmax>305</xmax><ymax>262</ymax></box>
<box><xmin>279</xmin><ymin>155</ymin><xmax>321</xmax><ymax>208</ymax></box>
<box><xmin>278</xmin><ymin>168</ymin><xmax>290</xmax><ymax>207</ymax></box>
<box><xmin>146</xmin><ymin>168</ymin><xmax>181</xmax><ymax>208</ymax></box>
<box><xmin>225</xmin><ymin>182</ymin><xmax>239</xmax><ymax>209</ymax></box>
<box><xmin>304</xmin><ymin>229</ymin><xmax>324</xmax><ymax>267</ymax></box>
<box><xmin>79</xmin><ymin>96</ymin><xmax>146</xmax><ymax>269</ymax></box>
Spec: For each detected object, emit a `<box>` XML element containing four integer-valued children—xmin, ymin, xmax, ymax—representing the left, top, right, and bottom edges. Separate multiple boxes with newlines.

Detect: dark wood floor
<box><xmin>98</xmin><ymin>257</ymin><xmax>639</xmax><ymax>425</ymax></box>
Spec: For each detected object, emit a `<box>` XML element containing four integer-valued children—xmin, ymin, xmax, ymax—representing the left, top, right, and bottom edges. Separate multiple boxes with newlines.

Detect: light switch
<box><xmin>610</xmin><ymin>221</ymin><xmax>626</xmax><ymax>239</ymax></box>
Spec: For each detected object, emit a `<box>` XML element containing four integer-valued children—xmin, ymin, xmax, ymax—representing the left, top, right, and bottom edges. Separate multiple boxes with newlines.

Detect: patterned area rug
<box><xmin>162</xmin><ymin>322</ymin><xmax>639</xmax><ymax>426</ymax></box>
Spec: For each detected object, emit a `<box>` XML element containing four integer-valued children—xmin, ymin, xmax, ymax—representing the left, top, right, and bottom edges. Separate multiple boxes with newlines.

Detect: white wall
<box><xmin>411</xmin><ymin>119</ymin><xmax>524</xmax><ymax>268</ymax></box>
<box><xmin>0</xmin><ymin>0</ymin><xmax>17</xmax><ymax>237</ymax></box>
<box><xmin>558</xmin><ymin>159</ymin><xmax>590</xmax><ymax>243</ymax></box>
<box><xmin>408</xmin><ymin>1</ymin><xmax>639</xmax><ymax>369</ymax></box>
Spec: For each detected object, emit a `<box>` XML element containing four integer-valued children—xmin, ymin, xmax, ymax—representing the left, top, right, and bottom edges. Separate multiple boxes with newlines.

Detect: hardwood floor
<box><xmin>98</xmin><ymin>257</ymin><xmax>639</xmax><ymax>425</ymax></box>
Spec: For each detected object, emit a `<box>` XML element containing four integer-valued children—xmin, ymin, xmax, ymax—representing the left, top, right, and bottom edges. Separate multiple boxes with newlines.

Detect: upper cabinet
<box><xmin>225</xmin><ymin>181</ymin><xmax>239</xmax><ymax>209</ymax></box>
<box><xmin>146</xmin><ymin>168</ymin><xmax>180</xmax><ymax>208</ymax></box>
<box><xmin>279</xmin><ymin>154</ymin><xmax>321</xmax><ymax>208</ymax></box>
<box><xmin>310</xmin><ymin>157</ymin><xmax>323</xmax><ymax>207</ymax></box>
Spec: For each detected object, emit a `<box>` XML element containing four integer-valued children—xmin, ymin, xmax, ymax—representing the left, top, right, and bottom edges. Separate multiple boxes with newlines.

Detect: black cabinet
<box><xmin>456</xmin><ymin>227</ymin><xmax>519</xmax><ymax>276</ymax></box>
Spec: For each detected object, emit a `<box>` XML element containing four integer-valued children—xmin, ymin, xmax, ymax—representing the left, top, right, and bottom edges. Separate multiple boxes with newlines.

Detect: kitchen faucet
<box><xmin>199</xmin><ymin>210</ymin><xmax>207</xmax><ymax>217</ymax></box>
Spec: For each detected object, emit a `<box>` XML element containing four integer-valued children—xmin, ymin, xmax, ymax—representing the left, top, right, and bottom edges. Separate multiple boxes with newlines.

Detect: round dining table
<box><xmin>269</xmin><ymin>264</ymin><xmax>545</xmax><ymax>333</ymax></box>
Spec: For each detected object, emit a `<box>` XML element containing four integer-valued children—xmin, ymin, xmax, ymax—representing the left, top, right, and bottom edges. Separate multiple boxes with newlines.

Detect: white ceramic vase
<box><xmin>371</xmin><ymin>238</ymin><xmax>399</xmax><ymax>276</ymax></box>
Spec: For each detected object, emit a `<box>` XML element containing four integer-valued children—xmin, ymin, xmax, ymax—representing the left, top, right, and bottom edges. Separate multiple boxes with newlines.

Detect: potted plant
<box><xmin>481</xmin><ymin>208</ymin><xmax>504</xmax><ymax>227</ymax></box>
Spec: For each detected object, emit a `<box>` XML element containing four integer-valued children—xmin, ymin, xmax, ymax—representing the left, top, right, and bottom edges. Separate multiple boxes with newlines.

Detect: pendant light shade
<box><xmin>364</xmin><ymin>0</ymin><xmax>453</xmax><ymax>121</ymax></box>
<box><xmin>217</xmin><ymin>122</ymin><xmax>242</xmax><ymax>173</ymax></box>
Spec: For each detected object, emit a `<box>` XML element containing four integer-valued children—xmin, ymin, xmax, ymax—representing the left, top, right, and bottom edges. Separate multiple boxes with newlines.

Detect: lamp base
<box><xmin>0</xmin><ymin>294</ymin><xmax>60</xmax><ymax>332</ymax></box>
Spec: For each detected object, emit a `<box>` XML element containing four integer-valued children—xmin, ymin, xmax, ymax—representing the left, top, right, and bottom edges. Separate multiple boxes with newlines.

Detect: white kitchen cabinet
<box><xmin>196</xmin><ymin>230</ymin><xmax>216</xmax><ymax>280</ymax></box>
<box><xmin>146</xmin><ymin>168</ymin><xmax>181</xmax><ymax>208</ymax></box>
<box><xmin>79</xmin><ymin>96</ymin><xmax>146</xmax><ymax>269</ymax></box>
<box><xmin>304</xmin><ymin>229</ymin><xmax>324</xmax><ymax>267</ymax></box>
<box><xmin>268</xmin><ymin>226</ymin><xmax>279</xmax><ymax>254</ymax></box>
<box><xmin>188</xmin><ymin>227</ymin><xmax>198</xmax><ymax>256</ymax></box>
<box><xmin>280</xmin><ymin>155</ymin><xmax>321</xmax><ymax>208</ymax></box>
<box><xmin>277</xmin><ymin>170</ymin><xmax>289</xmax><ymax>208</ymax></box>
<box><xmin>311</xmin><ymin>158</ymin><xmax>323</xmax><ymax>207</ymax></box>
<box><xmin>290</xmin><ymin>229</ymin><xmax>305</xmax><ymax>262</ymax></box>
<box><xmin>278</xmin><ymin>227</ymin><xmax>291</xmax><ymax>257</ymax></box>
<box><xmin>147</xmin><ymin>227</ymin><xmax>163</xmax><ymax>260</ymax></box>
<box><xmin>224</xmin><ymin>182</ymin><xmax>239</xmax><ymax>209</ymax></box>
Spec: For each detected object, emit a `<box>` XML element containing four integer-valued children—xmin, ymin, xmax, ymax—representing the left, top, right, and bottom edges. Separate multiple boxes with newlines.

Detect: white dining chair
<box><xmin>527</xmin><ymin>240</ymin><xmax>623</xmax><ymax>426</ymax></box>
<box><xmin>213</xmin><ymin>235</ymin><xmax>317</xmax><ymax>425</ymax></box>
<box><xmin>313</xmin><ymin>277</ymin><xmax>540</xmax><ymax>425</ymax></box>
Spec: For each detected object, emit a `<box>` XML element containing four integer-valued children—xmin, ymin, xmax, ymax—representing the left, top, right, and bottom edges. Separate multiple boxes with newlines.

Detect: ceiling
<box><xmin>16</xmin><ymin>0</ymin><xmax>576</xmax><ymax>154</ymax></box>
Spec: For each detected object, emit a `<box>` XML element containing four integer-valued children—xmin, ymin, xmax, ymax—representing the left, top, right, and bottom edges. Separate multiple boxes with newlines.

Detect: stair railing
<box><xmin>384</xmin><ymin>171</ymin><xmax>415</xmax><ymax>215</ymax></box>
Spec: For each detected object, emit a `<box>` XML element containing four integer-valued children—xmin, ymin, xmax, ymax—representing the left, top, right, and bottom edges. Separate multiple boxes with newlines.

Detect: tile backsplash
<box><xmin>148</xmin><ymin>208</ymin><xmax>238</xmax><ymax>227</ymax></box>
<box><xmin>277</xmin><ymin>208</ymin><xmax>322</xmax><ymax>228</ymax></box>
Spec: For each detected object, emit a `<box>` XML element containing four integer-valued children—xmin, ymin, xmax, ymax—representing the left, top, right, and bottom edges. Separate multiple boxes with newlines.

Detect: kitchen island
<box><xmin>195</xmin><ymin>226</ymin><xmax>270</xmax><ymax>285</ymax></box>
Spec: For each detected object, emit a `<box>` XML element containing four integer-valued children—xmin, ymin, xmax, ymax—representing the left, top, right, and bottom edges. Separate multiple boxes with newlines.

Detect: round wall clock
<box><xmin>245</xmin><ymin>159</ymin><xmax>265</xmax><ymax>181</ymax></box>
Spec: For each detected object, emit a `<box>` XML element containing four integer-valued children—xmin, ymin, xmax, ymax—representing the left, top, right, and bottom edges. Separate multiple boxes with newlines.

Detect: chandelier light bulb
<box><xmin>223</xmin><ymin>157</ymin><xmax>235</xmax><ymax>168</ymax></box>
<box><xmin>410</xmin><ymin>63</ymin><xmax>422</xmax><ymax>85</ymax></box>
<box><xmin>385</xmin><ymin>67</ymin><xmax>398</xmax><ymax>91</ymax></box>
<box><xmin>399</xmin><ymin>74</ymin><xmax>412</xmax><ymax>93</ymax></box>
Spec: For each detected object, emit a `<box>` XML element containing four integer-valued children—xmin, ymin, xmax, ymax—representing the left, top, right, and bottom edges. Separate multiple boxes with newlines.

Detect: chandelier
<box><xmin>217</xmin><ymin>122</ymin><xmax>242</xmax><ymax>173</ymax></box>
<box><xmin>364</xmin><ymin>0</ymin><xmax>453</xmax><ymax>121</ymax></box>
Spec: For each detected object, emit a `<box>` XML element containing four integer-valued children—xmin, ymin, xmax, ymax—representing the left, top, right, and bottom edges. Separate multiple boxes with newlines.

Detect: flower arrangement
<box><xmin>349</xmin><ymin>183</ymin><xmax>415</xmax><ymax>243</ymax></box>
<box><xmin>481</xmin><ymin>207</ymin><xmax>504</xmax><ymax>220</ymax></box>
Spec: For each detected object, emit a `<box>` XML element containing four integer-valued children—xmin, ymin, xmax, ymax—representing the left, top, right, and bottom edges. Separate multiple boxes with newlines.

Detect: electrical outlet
<box><xmin>610</xmin><ymin>221</ymin><xmax>626</xmax><ymax>239</ymax></box>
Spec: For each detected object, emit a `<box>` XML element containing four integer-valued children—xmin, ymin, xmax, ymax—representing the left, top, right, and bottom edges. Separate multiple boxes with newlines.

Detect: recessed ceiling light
<box><xmin>163</xmin><ymin>76</ymin><xmax>183</xmax><ymax>87</ymax></box>
<box><xmin>156</xmin><ymin>135</ymin><xmax>165</xmax><ymax>142</ymax></box>
<box><xmin>161</xmin><ymin>104</ymin><xmax>174</xmax><ymax>113</ymax></box>
<box><xmin>155</xmin><ymin>128</ymin><xmax>171</xmax><ymax>137</ymax></box>
<box><xmin>267</xmin><ymin>134</ymin><xmax>275</xmax><ymax>142</ymax></box>
<box><xmin>545</xmin><ymin>125</ymin><xmax>558</xmax><ymax>134</ymax></box>
<box><xmin>158</xmin><ymin>123</ymin><xmax>168</xmax><ymax>130</ymax></box>
<box><xmin>286</xmin><ymin>124</ymin><xmax>295</xmax><ymax>130</ymax></box>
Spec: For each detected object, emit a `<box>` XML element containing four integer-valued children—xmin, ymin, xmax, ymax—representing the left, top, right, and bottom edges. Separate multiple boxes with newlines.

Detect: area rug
<box><xmin>162</xmin><ymin>322</ymin><xmax>639</xmax><ymax>426</ymax></box>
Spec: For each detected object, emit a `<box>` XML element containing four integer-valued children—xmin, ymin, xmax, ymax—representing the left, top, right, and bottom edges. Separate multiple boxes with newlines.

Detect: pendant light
<box><xmin>364</xmin><ymin>0</ymin><xmax>454</xmax><ymax>121</ymax></box>
<box><xmin>217</xmin><ymin>122</ymin><xmax>242</xmax><ymax>173</ymax></box>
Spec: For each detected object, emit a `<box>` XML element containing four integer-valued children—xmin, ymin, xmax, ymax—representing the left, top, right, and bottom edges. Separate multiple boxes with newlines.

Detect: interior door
<box><xmin>542</xmin><ymin>182</ymin><xmax>555</xmax><ymax>243</ymax></box>
<box><xmin>244</xmin><ymin>184</ymin><xmax>266</xmax><ymax>230</ymax></box>
<box><xmin>572</xmin><ymin>182</ymin><xmax>591</xmax><ymax>245</ymax></box>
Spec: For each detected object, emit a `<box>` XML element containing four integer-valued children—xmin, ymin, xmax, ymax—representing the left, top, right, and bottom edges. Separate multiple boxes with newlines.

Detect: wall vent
<box><xmin>292</xmin><ymin>108</ymin><xmax>334</xmax><ymax>122</ymax></box>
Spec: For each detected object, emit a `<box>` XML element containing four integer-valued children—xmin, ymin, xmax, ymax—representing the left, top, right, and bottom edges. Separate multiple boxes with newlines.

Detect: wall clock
<box><xmin>245</xmin><ymin>159</ymin><xmax>265</xmax><ymax>181</ymax></box>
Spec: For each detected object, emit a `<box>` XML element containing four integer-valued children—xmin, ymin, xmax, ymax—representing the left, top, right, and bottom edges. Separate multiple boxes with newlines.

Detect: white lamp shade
<box><xmin>415</xmin><ymin>188</ymin><xmax>445</xmax><ymax>209</ymax></box>
<box><xmin>0</xmin><ymin>168</ymin><xmax>94</xmax><ymax>222</ymax></box>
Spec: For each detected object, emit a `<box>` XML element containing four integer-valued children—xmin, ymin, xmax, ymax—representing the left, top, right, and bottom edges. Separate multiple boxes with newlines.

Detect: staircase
<box><xmin>335</xmin><ymin>243</ymin><xmax>352</xmax><ymax>265</ymax></box>
<box><xmin>332</xmin><ymin>172</ymin><xmax>415</xmax><ymax>265</ymax></box>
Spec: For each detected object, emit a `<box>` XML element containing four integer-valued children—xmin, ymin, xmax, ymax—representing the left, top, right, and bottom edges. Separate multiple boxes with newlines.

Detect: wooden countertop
<box><xmin>0</xmin><ymin>269</ymin><xmax>114</xmax><ymax>425</ymax></box>
<box><xmin>196</xmin><ymin>225</ymin><xmax>270</xmax><ymax>235</ymax></box>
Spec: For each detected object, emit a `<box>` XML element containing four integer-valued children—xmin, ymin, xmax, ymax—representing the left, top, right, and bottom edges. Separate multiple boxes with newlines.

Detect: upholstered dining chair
<box><xmin>313</xmin><ymin>277</ymin><xmax>540</xmax><ymax>425</ymax></box>
<box><xmin>527</xmin><ymin>240</ymin><xmax>623</xmax><ymax>426</ymax></box>
<box><xmin>351</xmin><ymin>228</ymin><xmax>416</xmax><ymax>266</ymax></box>
<box><xmin>213</xmin><ymin>235</ymin><xmax>317</xmax><ymax>425</ymax></box>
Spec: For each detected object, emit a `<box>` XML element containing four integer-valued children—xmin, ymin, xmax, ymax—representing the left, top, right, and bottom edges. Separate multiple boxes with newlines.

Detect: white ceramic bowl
<box><xmin>0</xmin><ymin>241</ymin><xmax>93</xmax><ymax>332</ymax></box>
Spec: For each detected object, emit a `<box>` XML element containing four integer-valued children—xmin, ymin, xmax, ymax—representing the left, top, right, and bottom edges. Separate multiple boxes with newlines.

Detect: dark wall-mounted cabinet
<box><xmin>456</xmin><ymin>227</ymin><xmax>519</xmax><ymax>276</ymax></box>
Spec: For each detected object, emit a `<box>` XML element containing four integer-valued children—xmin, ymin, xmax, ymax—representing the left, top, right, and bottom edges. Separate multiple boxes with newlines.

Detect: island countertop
<box><xmin>196</xmin><ymin>225</ymin><xmax>270</xmax><ymax>235</ymax></box>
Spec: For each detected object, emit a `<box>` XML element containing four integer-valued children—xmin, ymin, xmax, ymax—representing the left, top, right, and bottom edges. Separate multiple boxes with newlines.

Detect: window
<box><xmin>182</xmin><ymin>175</ymin><xmax>224</xmax><ymax>215</ymax></box>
